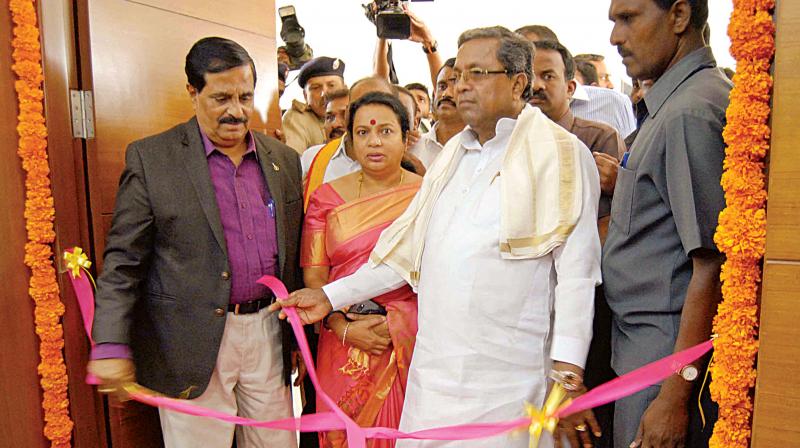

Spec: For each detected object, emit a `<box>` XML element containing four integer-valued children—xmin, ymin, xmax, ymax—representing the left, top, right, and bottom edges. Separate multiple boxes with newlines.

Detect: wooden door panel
<box><xmin>133</xmin><ymin>0</ymin><xmax>276</xmax><ymax>36</ymax></box>
<box><xmin>753</xmin><ymin>262</ymin><xmax>800</xmax><ymax>445</ymax></box>
<box><xmin>87</xmin><ymin>0</ymin><xmax>280</xmax><ymax>223</ymax></box>
<box><xmin>764</xmin><ymin>0</ymin><xmax>800</xmax><ymax>260</ymax></box>
<box><xmin>79</xmin><ymin>1</ymin><xmax>280</xmax><ymax>446</ymax></box>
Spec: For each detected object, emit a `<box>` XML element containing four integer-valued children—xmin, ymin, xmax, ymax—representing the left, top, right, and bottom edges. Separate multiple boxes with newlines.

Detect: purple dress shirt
<box><xmin>91</xmin><ymin>128</ymin><xmax>279</xmax><ymax>360</ymax></box>
<box><xmin>202</xmin><ymin>130</ymin><xmax>279</xmax><ymax>304</ymax></box>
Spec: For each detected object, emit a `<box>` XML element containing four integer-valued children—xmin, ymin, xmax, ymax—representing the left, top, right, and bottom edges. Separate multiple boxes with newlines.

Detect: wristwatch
<box><xmin>679</xmin><ymin>364</ymin><xmax>699</xmax><ymax>382</ymax></box>
<box><xmin>422</xmin><ymin>40</ymin><xmax>438</xmax><ymax>54</ymax></box>
<box><xmin>322</xmin><ymin>310</ymin><xmax>347</xmax><ymax>330</ymax></box>
<box><xmin>549</xmin><ymin>369</ymin><xmax>583</xmax><ymax>392</ymax></box>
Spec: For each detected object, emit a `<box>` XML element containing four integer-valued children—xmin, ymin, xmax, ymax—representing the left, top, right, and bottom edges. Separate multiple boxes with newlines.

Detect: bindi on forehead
<box><xmin>370</xmin><ymin>119</ymin><xmax>377</xmax><ymax>125</ymax></box>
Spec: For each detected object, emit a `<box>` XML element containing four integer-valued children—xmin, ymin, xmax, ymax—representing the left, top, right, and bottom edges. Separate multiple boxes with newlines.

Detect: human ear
<box><xmin>671</xmin><ymin>0</ymin><xmax>693</xmax><ymax>35</ymax></box>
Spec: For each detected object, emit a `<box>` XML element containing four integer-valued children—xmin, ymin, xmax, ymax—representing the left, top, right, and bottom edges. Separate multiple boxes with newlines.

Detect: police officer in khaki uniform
<box><xmin>282</xmin><ymin>56</ymin><xmax>346</xmax><ymax>154</ymax></box>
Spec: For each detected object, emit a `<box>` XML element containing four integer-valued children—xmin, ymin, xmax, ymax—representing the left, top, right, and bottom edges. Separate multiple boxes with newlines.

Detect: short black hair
<box><xmin>404</xmin><ymin>83</ymin><xmax>430</xmax><ymax>97</ymax></box>
<box><xmin>349</xmin><ymin>76</ymin><xmax>395</xmax><ymax>100</ymax></box>
<box><xmin>458</xmin><ymin>26</ymin><xmax>535</xmax><ymax>101</ymax></box>
<box><xmin>185</xmin><ymin>37</ymin><xmax>256</xmax><ymax>92</ymax></box>
<box><xmin>514</xmin><ymin>25</ymin><xmax>559</xmax><ymax>43</ymax></box>
<box><xmin>325</xmin><ymin>88</ymin><xmax>350</xmax><ymax>106</ymax></box>
<box><xmin>574</xmin><ymin>53</ymin><xmax>605</xmax><ymax>63</ymax></box>
<box><xmin>436</xmin><ymin>58</ymin><xmax>457</xmax><ymax>79</ymax></box>
<box><xmin>347</xmin><ymin>92</ymin><xmax>410</xmax><ymax>139</ymax></box>
<box><xmin>534</xmin><ymin>40</ymin><xmax>575</xmax><ymax>81</ymax></box>
<box><xmin>575</xmin><ymin>61</ymin><xmax>599</xmax><ymax>85</ymax></box>
<box><xmin>652</xmin><ymin>0</ymin><xmax>708</xmax><ymax>30</ymax></box>
<box><xmin>394</xmin><ymin>85</ymin><xmax>420</xmax><ymax>116</ymax></box>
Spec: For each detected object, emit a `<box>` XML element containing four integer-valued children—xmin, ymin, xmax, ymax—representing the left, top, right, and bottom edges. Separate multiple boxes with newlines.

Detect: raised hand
<box><xmin>403</xmin><ymin>4</ymin><xmax>434</xmax><ymax>46</ymax></box>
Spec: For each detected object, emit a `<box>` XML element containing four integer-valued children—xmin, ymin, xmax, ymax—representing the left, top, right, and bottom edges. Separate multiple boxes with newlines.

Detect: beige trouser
<box><xmin>159</xmin><ymin>307</ymin><xmax>296</xmax><ymax>447</ymax></box>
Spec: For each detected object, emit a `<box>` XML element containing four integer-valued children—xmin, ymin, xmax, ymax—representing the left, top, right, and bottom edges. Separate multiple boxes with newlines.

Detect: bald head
<box><xmin>350</xmin><ymin>76</ymin><xmax>395</xmax><ymax>102</ymax></box>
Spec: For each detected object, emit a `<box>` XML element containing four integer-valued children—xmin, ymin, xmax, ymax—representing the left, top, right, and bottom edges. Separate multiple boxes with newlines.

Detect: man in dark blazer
<box><xmin>87</xmin><ymin>37</ymin><xmax>303</xmax><ymax>447</ymax></box>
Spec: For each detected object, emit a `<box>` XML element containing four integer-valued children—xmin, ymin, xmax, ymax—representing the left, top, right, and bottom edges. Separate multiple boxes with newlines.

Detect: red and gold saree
<box><xmin>301</xmin><ymin>180</ymin><xmax>420</xmax><ymax>448</ymax></box>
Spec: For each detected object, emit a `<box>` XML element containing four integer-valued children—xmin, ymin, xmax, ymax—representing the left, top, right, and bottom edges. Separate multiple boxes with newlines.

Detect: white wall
<box><xmin>278</xmin><ymin>0</ymin><xmax>734</xmax><ymax>108</ymax></box>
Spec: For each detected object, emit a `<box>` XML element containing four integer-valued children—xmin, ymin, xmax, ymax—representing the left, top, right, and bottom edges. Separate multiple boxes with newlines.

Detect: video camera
<box><xmin>363</xmin><ymin>0</ymin><xmax>432</xmax><ymax>40</ymax></box>
<box><xmin>278</xmin><ymin>5</ymin><xmax>313</xmax><ymax>69</ymax></box>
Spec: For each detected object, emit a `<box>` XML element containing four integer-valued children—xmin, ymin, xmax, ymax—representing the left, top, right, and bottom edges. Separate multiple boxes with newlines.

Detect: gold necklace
<box><xmin>357</xmin><ymin>170</ymin><xmax>404</xmax><ymax>198</ymax></box>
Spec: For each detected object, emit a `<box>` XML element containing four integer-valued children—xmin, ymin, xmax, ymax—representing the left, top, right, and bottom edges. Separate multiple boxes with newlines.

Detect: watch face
<box><xmin>681</xmin><ymin>365</ymin><xmax>699</xmax><ymax>381</ymax></box>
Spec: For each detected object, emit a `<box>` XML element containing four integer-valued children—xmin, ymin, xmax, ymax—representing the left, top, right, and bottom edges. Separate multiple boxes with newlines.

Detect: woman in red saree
<box><xmin>300</xmin><ymin>92</ymin><xmax>422</xmax><ymax>448</ymax></box>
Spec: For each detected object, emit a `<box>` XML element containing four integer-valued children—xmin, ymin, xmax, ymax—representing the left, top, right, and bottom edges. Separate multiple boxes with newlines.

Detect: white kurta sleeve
<box><xmin>550</xmin><ymin>142</ymin><xmax>603</xmax><ymax>368</ymax></box>
<box><xmin>322</xmin><ymin>262</ymin><xmax>407</xmax><ymax>310</ymax></box>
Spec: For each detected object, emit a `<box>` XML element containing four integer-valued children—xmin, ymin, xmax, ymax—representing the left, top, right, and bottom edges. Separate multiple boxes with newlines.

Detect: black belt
<box><xmin>228</xmin><ymin>294</ymin><xmax>274</xmax><ymax>315</ymax></box>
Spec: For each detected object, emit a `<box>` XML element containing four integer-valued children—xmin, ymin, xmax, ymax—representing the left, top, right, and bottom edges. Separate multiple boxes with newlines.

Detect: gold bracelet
<box><xmin>342</xmin><ymin>322</ymin><xmax>351</xmax><ymax>346</ymax></box>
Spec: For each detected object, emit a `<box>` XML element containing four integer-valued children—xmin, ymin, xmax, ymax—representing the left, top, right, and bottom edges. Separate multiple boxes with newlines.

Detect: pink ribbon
<box><xmin>256</xmin><ymin>276</ymin><xmax>367</xmax><ymax>448</ymax></box>
<box><xmin>64</xmin><ymin>256</ymin><xmax>100</xmax><ymax>385</ymax></box>
<box><xmin>74</xmin><ymin>272</ymin><xmax>713</xmax><ymax>443</ymax></box>
<box><xmin>556</xmin><ymin>340</ymin><xmax>714</xmax><ymax>418</ymax></box>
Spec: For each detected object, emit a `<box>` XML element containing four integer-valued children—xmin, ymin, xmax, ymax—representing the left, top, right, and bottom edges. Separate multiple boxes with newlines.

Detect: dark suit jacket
<box><xmin>93</xmin><ymin>117</ymin><xmax>304</xmax><ymax>398</ymax></box>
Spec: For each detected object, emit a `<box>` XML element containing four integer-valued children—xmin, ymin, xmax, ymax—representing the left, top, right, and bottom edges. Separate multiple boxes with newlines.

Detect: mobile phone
<box><xmin>349</xmin><ymin>300</ymin><xmax>387</xmax><ymax>316</ymax></box>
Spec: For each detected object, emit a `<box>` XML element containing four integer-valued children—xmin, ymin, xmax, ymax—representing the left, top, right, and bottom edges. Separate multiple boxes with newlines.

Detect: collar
<box><xmin>460</xmin><ymin>105</ymin><xmax>525</xmax><ymax>151</ymax></box>
<box><xmin>554</xmin><ymin>107</ymin><xmax>575</xmax><ymax>131</ymax></box>
<box><xmin>291</xmin><ymin>99</ymin><xmax>313</xmax><ymax>113</ymax></box>
<box><xmin>199</xmin><ymin>126</ymin><xmax>256</xmax><ymax>158</ymax></box>
<box><xmin>424</xmin><ymin>122</ymin><xmax>442</xmax><ymax>147</ymax></box>
<box><xmin>330</xmin><ymin>136</ymin><xmax>354</xmax><ymax>161</ymax></box>
<box><xmin>643</xmin><ymin>46</ymin><xmax>717</xmax><ymax>118</ymax></box>
<box><xmin>572</xmin><ymin>83</ymin><xmax>590</xmax><ymax>102</ymax></box>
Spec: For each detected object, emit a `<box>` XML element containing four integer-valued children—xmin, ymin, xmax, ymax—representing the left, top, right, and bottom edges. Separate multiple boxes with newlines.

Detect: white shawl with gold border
<box><xmin>370</xmin><ymin>106</ymin><xmax>585</xmax><ymax>286</ymax></box>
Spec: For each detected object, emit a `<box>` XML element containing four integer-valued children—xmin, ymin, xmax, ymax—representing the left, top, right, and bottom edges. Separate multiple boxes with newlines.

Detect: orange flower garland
<box><xmin>9</xmin><ymin>0</ymin><xmax>74</xmax><ymax>446</ymax></box>
<box><xmin>709</xmin><ymin>0</ymin><xmax>774</xmax><ymax>447</ymax></box>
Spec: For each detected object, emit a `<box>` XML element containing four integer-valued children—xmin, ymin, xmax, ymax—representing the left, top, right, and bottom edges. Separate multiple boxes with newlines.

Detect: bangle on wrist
<box><xmin>341</xmin><ymin>322</ymin><xmax>351</xmax><ymax>346</ymax></box>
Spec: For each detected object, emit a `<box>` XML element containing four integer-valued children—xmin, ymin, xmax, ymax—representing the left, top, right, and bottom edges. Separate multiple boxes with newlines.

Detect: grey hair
<box><xmin>457</xmin><ymin>26</ymin><xmax>534</xmax><ymax>100</ymax></box>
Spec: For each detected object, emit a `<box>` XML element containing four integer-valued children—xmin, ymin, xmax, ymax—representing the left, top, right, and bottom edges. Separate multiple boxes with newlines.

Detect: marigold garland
<box><xmin>9</xmin><ymin>0</ymin><xmax>74</xmax><ymax>446</ymax></box>
<box><xmin>709</xmin><ymin>0</ymin><xmax>775</xmax><ymax>447</ymax></box>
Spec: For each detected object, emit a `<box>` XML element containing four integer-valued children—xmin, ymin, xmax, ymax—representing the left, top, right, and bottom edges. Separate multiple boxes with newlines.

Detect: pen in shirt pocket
<box><xmin>621</xmin><ymin>151</ymin><xmax>631</xmax><ymax>168</ymax></box>
<box><xmin>267</xmin><ymin>198</ymin><xmax>276</xmax><ymax>218</ymax></box>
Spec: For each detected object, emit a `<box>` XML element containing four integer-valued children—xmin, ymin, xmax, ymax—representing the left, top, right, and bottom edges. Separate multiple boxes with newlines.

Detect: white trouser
<box><xmin>159</xmin><ymin>307</ymin><xmax>296</xmax><ymax>447</ymax></box>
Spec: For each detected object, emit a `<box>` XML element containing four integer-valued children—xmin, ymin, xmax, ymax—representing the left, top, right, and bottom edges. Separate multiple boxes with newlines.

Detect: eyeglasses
<box><xmin>450</xmin><ymin>67</ymin><xmax>512</xmax><ymax>85</ymax></box>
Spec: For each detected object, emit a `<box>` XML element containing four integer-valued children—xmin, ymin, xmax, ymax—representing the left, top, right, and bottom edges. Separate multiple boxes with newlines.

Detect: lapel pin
<box><xmin>272</xmin><ymin>162</ymin><xmax>280</xmax><ymax>172</ymax></box>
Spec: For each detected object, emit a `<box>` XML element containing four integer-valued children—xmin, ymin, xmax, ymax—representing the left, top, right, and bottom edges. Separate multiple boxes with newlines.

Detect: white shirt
<box><xmin>300</xmin><ymin>138</ymin><xmax>360</xmax><ymax>183</ymax></box>
<box><xmin>323</xmin><ymin>109</ymin><xmax>601</xmax><ymax>447</ymax></box>
<box><xmin>408</xmin><ymin>124</ymin><xmax>444</xmax><ymax>169</ymax></box>
<box><xmin>418</xmin><ymin>117</ymin><xmax>433</xmax><ymax>134</ymax></box>
<box><xmin>571</xmin><ymin>84</ymin><xmax>637</xmax><ymax>139</ymax></box>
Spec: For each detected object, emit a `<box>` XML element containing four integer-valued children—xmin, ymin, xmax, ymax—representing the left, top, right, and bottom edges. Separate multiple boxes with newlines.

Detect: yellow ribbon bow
<box><xmin>525</xmin><ymin>383</ymin><xmax>569</xmax><ymax>448</ymax></box>
<box><xmin>64</xmin><ymin>247</ymin><xmax>92</xmax><ymax>279</ymax></box>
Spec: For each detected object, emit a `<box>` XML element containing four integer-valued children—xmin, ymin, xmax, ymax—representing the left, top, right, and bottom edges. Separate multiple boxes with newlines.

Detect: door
<box><xmin>74</xmin><ymin>1</ymin><xmax>281</xmax><ymax>446</ymax></box>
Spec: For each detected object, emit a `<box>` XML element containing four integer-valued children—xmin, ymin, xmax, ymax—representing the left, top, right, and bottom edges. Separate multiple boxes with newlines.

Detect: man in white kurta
<box><xmin>273</xmin><ymin>27</ymin><xmax>601</xmax><ymax>447</ymax></box>
<box><xmin>323</xmin><ymin>114</ymin><xmax>600</xmax><ymax>447</ymax></box>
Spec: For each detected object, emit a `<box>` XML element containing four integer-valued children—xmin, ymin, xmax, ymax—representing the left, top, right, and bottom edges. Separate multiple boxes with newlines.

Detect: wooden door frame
<box><xmin>751</xmin><ymin>0</ymin><xmax>800</xmax><ymax>445</ymax></box>
<box><xmin>37</xmin><ymin>0</ymin><xmax>108</xmax><ymax>446</ymax></box>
